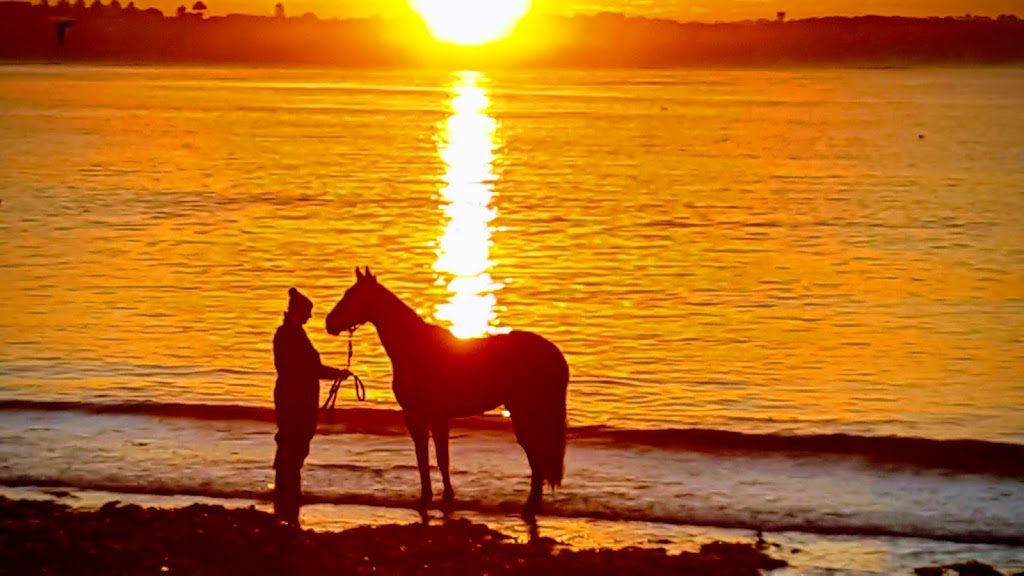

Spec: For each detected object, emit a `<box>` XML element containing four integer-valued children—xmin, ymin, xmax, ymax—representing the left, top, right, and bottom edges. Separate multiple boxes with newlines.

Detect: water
<box><xmin>1</xmin><ymin>64</ymin><xmax>1022</xmax><ymax>574</ymax></box>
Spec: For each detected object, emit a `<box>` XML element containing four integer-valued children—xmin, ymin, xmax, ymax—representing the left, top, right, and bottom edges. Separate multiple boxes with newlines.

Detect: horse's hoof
<box><xmin>440</xmin><ymin>494</ymin><xmax>455</xmax><ymax>515</ymax></box>
<box><xmin>442</xmin><ymin>488</ymin><xmax>455</xmax><ymax>504</ymax></box>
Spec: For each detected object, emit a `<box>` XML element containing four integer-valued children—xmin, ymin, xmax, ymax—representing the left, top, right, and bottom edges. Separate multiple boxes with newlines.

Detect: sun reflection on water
<box><xmin>433</xmin><ymin>71</ymin><xmax>505</xmax><ymax>338</ymax></box>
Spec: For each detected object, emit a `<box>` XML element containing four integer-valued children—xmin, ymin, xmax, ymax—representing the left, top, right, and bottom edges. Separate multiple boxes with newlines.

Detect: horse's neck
<box><xmin>370</xmin><ymin>286</ymin><xmax>428</xmax><ymax>365</ymax></box>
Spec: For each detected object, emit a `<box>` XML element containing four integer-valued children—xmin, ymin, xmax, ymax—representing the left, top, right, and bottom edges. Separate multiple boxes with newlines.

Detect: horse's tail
<box><xmin>542</xmin><ymin>358</ymin><xmax>569</xmax><ymax>490</ymax></box>
<box><xmin>544</xmin><ymin>396</ymin><xmax>567</xmax><ymax>489</ymax></box>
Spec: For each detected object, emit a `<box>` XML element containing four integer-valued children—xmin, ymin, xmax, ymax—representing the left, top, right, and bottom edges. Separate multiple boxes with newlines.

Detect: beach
<box><xmin>5</xmin><ymin>494</ymin><xmax>1021</xmax><ymax>576</ymax></box>
<box><xmin>0</xmin><ymin>495</ymin><xmax>790</xmax><ymax>575</ymax></box>
<box><xmin>3</xmin><ymin>479</ymin><xmax>1023</xmax><ymax>575</ymax></box>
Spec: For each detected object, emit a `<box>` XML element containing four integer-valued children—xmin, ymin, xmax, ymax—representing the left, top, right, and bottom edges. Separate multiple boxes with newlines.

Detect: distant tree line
<box><xmin>0</xmin><ymin>0</ymin><xmax>1022</xmax><ymax>67</ymax></box>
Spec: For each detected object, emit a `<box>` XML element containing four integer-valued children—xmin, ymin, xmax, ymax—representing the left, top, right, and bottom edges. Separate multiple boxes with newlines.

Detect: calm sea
<box><xmin>0</xmin><ymin>64</ymin><xmax>1022</xmax><ymax>574</ymax></box>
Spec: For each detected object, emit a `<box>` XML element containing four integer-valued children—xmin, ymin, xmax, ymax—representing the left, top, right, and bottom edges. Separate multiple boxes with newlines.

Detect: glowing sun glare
<box><xmin>411</xmin><ymin>0</ymin><xmax>531</xmax><ymax>46</ymax></box>
<box><xmin>433</xmin><ymin>71</ymin><xmax>506</xmax><ymax>338</ymax></box>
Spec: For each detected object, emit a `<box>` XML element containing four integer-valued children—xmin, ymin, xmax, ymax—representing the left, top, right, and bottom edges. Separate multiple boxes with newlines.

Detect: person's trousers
<box><xmin>273</xmin><ymin>431</ymin><xmax>311</xmax><ymax>524</ymax></box>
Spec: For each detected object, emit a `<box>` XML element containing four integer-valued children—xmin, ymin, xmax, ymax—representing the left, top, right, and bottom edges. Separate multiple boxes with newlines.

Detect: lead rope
<box><xmin>321</xmin><ymin>326</ymin><xmax>366</xmax><ymax>415</ymax></box>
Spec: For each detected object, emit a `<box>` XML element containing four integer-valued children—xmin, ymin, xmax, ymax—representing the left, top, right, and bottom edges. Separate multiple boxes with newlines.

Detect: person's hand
<box><xmin>335</xmin><ymin>368</ymin><xmax>352</xmax><ymax>380</ymax></box>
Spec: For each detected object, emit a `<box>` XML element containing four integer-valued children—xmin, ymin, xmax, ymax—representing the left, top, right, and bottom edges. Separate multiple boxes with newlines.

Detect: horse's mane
<box><xmin>374</xmin><ymin>281</ymin><xmax>454</xmax><ymax>342</ymax></box>
<box><xmin>374</xmin><ymin>281</ymin><xmax>428</xmax><ymax>327</ymax></box>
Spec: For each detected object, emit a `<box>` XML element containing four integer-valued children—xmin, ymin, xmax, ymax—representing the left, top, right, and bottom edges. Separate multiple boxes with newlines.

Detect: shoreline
<box><xmin>2</xmin><ymin>487</ymin><xmax>1021</xmax><ymax>575</ymax></box>
<box><xmin>0</xmin><ymin>495</ymin><xmax>788</xmax><ymax>576</ymax></box>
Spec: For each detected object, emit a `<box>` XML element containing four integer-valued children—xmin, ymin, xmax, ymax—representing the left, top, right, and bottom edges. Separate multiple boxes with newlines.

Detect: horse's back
<box><xmin>459</xmin><ymin>330</ymin><xmax>567</xmax><ymax>382</ymax></box>
<box><xmin>501</xmin><ymin>330</ymin><xmax>569</xmax><ymax>406</ymax></box>
<box><xmin>502</xmin><ymin>330</ymin><xmax>568</xmax><ymax>380</ymax></box>
<box><xmin>426</xmin><ymin>329</ymin><xmax>568</xmax><ymax>418</ymax></box>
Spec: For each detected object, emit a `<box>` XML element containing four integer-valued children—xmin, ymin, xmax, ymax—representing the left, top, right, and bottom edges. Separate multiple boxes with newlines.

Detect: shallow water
<box><xmin>0</xmin><ymin>408</ymin><xmax>1021</xmax><ymax>574</ymax></box>
<box><xmin>1</xmin><ymin>64</ymin><xmax>1023</xmax><ymax>573</ymax></box>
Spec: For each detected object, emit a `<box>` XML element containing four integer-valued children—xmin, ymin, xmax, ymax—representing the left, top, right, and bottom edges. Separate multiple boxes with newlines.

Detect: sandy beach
<box><xmin>3</xmin><ymin>495</ymin><xmax>1017</xmax><ymax>576</ymax></box>
<box><xmin>0</xmin><ymin>496</ymin><xmax>792</xmax><ymax>575</ymax></box>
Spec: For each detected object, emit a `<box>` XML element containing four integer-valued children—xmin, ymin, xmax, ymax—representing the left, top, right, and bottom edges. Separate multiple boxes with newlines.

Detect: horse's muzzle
<box><xmin>325</xmin><ymin>317</ymin><xmax>341</xmax><ymax>336</ymax></box>
<box><xmin>325</xmin><ymin>316</ymin><xmax>354</xmax><ymax>336</ymax></box>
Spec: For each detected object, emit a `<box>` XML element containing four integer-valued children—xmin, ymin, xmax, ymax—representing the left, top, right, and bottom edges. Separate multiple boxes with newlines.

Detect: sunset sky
<box><xmin>155</xmin><ymin>0</ymin><xmax>1023</xmax><ymax>21</ymax></box>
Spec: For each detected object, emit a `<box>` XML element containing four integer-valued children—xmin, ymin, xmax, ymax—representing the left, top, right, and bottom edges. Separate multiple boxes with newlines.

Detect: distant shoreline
<box><xmin>1</xmin><ymin>1</ymin><xmax>1022</xmax><ymax>68</ymax></box>
<box><xmin>3</xmin><ymin>58</ymin><xmax>1024</xmax><ymax>71</ymax></box>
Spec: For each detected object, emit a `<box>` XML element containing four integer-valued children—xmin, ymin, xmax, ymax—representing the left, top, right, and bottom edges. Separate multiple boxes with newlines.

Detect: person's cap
<box><xmin>288</xmin><ymin>287</ymin><xmax>313</xmax><ymax>313</ymax></box>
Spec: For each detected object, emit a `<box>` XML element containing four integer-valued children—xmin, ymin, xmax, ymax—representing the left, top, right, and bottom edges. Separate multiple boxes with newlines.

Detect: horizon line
<box><xmin>6</xmin><ymin>0</ymin><xmax>1022</xmax><ymax>26</ymax></box>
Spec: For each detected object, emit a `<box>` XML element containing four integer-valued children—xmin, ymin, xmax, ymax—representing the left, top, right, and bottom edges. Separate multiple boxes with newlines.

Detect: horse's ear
<box><xmin>355</xmin><ymin>267</ymin><xmax>364</xmax><ymax>281</ymax></box>
<box><xmin>366</xmin><ymin>266</ymin><xmax>375</xmax><ymax>282</ymax></box>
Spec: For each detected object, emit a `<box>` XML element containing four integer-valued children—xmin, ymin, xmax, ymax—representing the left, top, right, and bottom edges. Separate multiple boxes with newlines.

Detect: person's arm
<box><xmin>318</xmin><ymin>364</ymin><xmax>350</xmax><ymax>380</ymax></box>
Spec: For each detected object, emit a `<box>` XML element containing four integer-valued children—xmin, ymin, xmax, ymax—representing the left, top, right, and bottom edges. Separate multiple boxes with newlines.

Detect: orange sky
<box><xmin>149</xmin><ymin>0</ymin><xmax>1023</xmax><ymax>20</ymax></box>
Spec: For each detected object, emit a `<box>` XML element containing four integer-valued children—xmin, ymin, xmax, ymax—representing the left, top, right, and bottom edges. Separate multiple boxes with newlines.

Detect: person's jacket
<box><xmin>273</xmin><ymin>319</ymin><xmax>333</xmax><ymax>439</ymax></box>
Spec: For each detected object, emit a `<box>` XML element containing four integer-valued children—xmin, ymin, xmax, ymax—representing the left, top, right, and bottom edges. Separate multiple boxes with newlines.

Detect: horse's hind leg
<box><xmin>523</xmin><ymin>450</ymin><xmax>544</xmax><ymax>520</ymax></box>
<box><xmin>431</xmin><ymin>418</ymin><xmax>455</xmax><ymax>506</ymax></box>
<box><xmin>514</xmin><ymin>417</ymin><xmax>545</xmax><ymax>520</ymax></box>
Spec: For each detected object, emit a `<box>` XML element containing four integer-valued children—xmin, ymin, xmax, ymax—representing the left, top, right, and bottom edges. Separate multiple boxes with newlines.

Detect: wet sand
<box><xmin>0</xmin><ymin>496</ymin><xmax>787</xmax><ymax>575</ymax></box>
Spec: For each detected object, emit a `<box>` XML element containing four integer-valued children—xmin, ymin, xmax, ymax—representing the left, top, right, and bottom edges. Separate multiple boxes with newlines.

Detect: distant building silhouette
<box><xmin>53</xmin><ymin>17</ymin><xmax>76</xmax><ymax>46</ymax></box>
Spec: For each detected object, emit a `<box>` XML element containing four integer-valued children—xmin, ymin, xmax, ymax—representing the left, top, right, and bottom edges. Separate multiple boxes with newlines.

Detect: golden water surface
<box><xmin>0</xmin><ymin>65</ymin><xmax>1022</xmax><ymax>441</ymax></box>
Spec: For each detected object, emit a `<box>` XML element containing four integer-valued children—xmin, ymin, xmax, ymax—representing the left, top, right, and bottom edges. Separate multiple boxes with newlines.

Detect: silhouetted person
<box><xmin>53</xmin><ymin>18</ymin><xmax>76</xmax><ymax>47</ymax></box>
<box><xmin>272</xmin><ymin>287</ymin><xmax>349</xmax><ymax>524</ymax></box>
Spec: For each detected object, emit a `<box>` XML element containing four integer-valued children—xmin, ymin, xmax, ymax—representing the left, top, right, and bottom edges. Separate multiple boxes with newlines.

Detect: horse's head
<box><xmin>326</xmin><ymin>266</ymin><xmax>380</xmax><ymax>336</ymax></box>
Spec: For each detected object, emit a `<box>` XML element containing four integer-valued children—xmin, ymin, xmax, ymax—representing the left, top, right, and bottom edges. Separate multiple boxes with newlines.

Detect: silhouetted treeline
<box><xmin>0</xmin><ymin>1</ymin><xmax>412</xmax><ymax>65</ymax></box>
<box><xmin>1</xmin><ymin>0</ymin><xmax>1022</xmax><ymax>67</ymax></box>
<box><xmin>545</xmin><ymin>12</ymin><xmax>1024</xmax><ymax>66</ymax></box>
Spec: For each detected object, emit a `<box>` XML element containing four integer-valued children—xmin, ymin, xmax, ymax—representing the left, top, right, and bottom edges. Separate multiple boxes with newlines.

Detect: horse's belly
<box><xmin>437</xmin><ymin>378</ymin><xmax>504</xmax><ymax>418</ymax></box>
<box><xmin>394</xmin><ymin>374</ymin><xmax>502</xmax><ymax>418</ymax></box>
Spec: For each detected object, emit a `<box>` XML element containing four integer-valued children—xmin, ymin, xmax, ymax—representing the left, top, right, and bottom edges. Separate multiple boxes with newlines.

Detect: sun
<box><xmin>411</xmin><ymin>0</ymin><xmax>532</xmax><ymax>46</ymax></box>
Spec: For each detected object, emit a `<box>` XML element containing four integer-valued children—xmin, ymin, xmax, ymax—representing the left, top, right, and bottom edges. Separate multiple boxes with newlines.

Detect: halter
<box><xmin>321</xmin><ymin>325</ymin><xmax>366</xmax><ymax>415</ymax></box>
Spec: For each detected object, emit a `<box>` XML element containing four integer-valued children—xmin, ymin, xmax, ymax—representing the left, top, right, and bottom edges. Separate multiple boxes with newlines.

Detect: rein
<box><xmin>321</xmin><ymin>325</ymin><xmax>366</xmax><ymax>414</ymax></box>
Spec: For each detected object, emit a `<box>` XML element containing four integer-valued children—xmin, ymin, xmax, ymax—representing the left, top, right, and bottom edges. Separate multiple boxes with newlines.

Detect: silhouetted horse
<box><xmin>325</xmin><ymin>267</ymin><xmax>569</xmax><ymax>518</ymax></box>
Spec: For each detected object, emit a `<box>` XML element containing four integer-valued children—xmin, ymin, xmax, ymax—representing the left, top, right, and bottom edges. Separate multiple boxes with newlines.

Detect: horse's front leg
<box><xmin>407</xmin><ymin>417</ymin><xmax>433</xmax><ymax>511</ymax></box>
<box><xmin>431</xmin><ymin>418</ymin><xmax>455</xmax><ymax>506</ymax></box>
